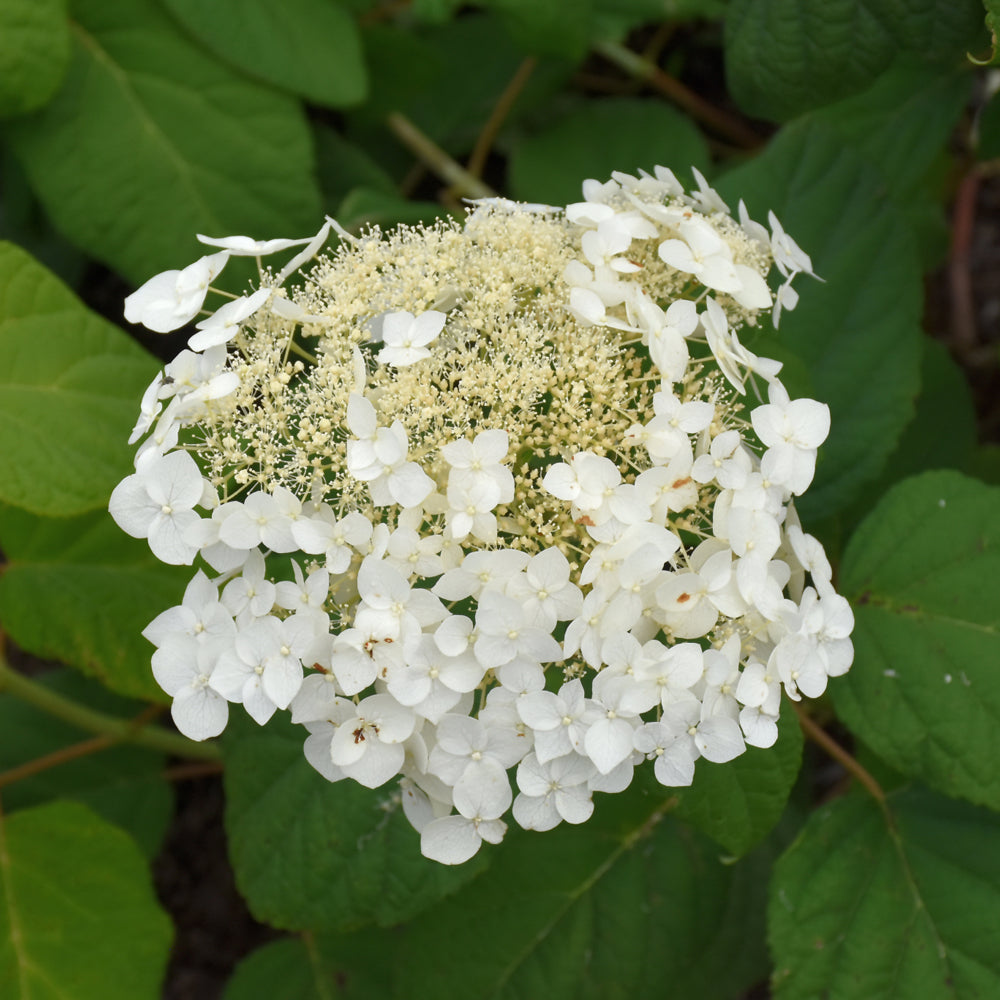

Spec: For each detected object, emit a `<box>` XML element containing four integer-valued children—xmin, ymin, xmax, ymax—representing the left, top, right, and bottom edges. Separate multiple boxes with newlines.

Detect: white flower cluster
<box><xmin>111</xmin><ymin>166</ymin><xmax>853</xmax><ymax>864</ymax></box>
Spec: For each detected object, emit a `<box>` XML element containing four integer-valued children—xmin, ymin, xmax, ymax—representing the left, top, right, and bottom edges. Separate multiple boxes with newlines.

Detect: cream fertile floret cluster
<box><xmin>110</xmin><ymin>166</ymin><xmax>853</xmax><ymax>864</ymax></box>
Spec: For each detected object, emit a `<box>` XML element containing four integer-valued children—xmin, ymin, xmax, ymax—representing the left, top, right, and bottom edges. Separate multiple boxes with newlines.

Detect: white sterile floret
<box><xmin>377</xmin><ymin>309</ymin><xmax>447</xmax><ymax>367</ymax></box>
<box><xmin>109</xmin><ymin>450</ymin><xmax>205</xmax><ymax>565</ymax></box>
<box><xmin>188</xmin><ymin>288</ymin><xmax>271</xmax><ymax>352</ymax></box>
<box><xmin>513</xmin><ymin>752</ymin><xmax>596</xmax><ymax>831</ymax></box>
<box><xmin>124</xmin><ymin>251</ymin><xmax>230</xmax><ymax>333</ymax></box>
<box><xmin>113</xmin><ymin>164</ymin><xmax>852</xmax><ymax>865</ymax></box>
<box><xmin>152</xmin><ymin>636</ymin><xmax>229</xmax><ymax>740</ymax></box>
<box><xmin>328</xmin><ymin>694</ymin><xmax>416</xmax><ymax>788</ymax></box>
<box><xmin>751</xmin><ymin>381</ymin><xmax>830</xmax><ymax>495</ymax></box>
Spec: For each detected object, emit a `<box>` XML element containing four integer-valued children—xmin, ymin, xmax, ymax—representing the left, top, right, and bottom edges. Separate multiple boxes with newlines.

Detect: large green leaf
<box><xmin>0</xmin><ymin>670</ymin><xmax>171</xmax><ymax>856</ymax></box>
<box><xmin>0</xmin><ymin>800</ymin><xmax>173</xmax><ymax>999</ymax></box>
<box><xmin>725</xmin><ymin>0</ymin><xmax>984</xmax><ymax>121</ymax></box>
<box><xmin>0</xmin><ymin>241</ymin><xmax>156</xmax><ymax>516</ymax></box>
<box><xmin>508</xmin><ymin>97</ymin><xmax>711</xmax><ymax>206</ymax></box>
<box><xmin>0</xmin><ymin>0</ymin><xmax>71</xmax><ymax>117</ymax></box>
<box><xmin>237</xmin><ymin>794</ymin><xmax>776</xmax><ymax>999</ymax></box>
<box><xmin>0</xmin><ymin>505</ymin><xmax>190</xmax><ymax>701</ymax></box>
<box><xmin>838</xmin><ymin>337</ymin><xmax>978</xmax><ymax>537</ymax></box>
<box><xmin>770</xmin><ymin>786</ymin><xmax>1000</xmax><ymax>998</ymax></box>
<box><xmin>223</xmin><ymin>716</ymin><xmax>487</xmax><ymax>932</ymax></box>
<box><xmin>160</xmin><ymin>0</ymin><xmax>366</xmax><ymax>108</ymax></box>
<box><xmin>720</xmin><ymin>121</ymin><xmax>923</xmax><ymax>520</ymax></box>
<box><xmin>4</xmin><ymin>0</ymin><xmax>321</xmax><ymax>286</ymax></box>
<box><xmin>833</xmin><ymin>471</ymin><xmax>1000</xmax><ymax>810</ymax></box>
<box><xmin>376</xmin><ymin>798</ymin><xmax>771</xmax><ymax>999</ymax></box>
<box><xmin>673</xmin><ymin>703</ymin><xmax>803</xmax><ymax>857</ymax></box>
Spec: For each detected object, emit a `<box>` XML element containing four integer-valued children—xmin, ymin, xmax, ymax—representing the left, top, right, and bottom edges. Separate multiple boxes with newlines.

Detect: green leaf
<box><xmin>838</xmin><ymin>337</ymin><xmax>978</xmax><ymax>536</ymax></box>
<box><xmin>381</xmin><ymin>800</ymin><xmax>772</xmax><ymax>999</ymax></box>
<box><xmin>769</xmin><ymin>786</ymin><xmax>1000</xmax><ymax>998</ymax></box>
<box><xmin>223</xmin><ymin>716</ymin><xmax>487</xmax><ymax>932</ymax></box>
<box><xmin>224</xmin><ymin>939</ymin><xmax>314</xmax><ymax>1000</ymax></box>
<box><xmin>720</xmin><ymin>121</ymin><xmax>923</xmax><ymax>520</ymax></box>
<box><xmin>0</xmin><ymin>505</ymin><xmax>190</xmax><ymax>701</ymax></box>
<box><xmin>225</xmin><ymin>929</ymin><xmax>391</xmax><ymax>1000</ymax></box>
<box><xmin>0</xmin><ymin>241</ymin><xmax>157</xmax><ymax>516</ymax></box>
<box><xmin>725</xmin><ymin>0</ymin><xmax>984</xmax><ymax>121</ymax></box>
<box><xmin>0</xmin><ymin>0</ymin><xmax>71</xmax><ymax>117</ymax></box>
<box><xmin>481</xmin><ymin>0</ymin><xmax>593</xmax><ymax>60</ymax></box>
<box><xmin>0</xmin><ymin>670</ymin><xmax>171</xmax><ymax>856</ymax></box>
<box><xmin>4</xmin><ymin>0</ymin><xmax>321</xmax><ymax>286</ymax></box>
<box><xmin>508</xmin><ymin>97</ymin><xmax>710</xmax><ymax>206</ymax></box>
<box><xmin>673</xmin><ymin>704</ymin><xmax>803</xmax><ymax>856</ymax></box>
<box><xmin>834</xmin><ymin>471</ymin><xmax>1000</xmax><ymax>810</ymax></box>
<box><xmin>313</xmin><ymin>124</ymin><xmax>396</xmax><ymax>213</ymax></box>
<box><xmin>969</xmin><ymin>0</ymin><xmax>1000</xmax><ymax>64</ymax></box>
<box><xmin>979</xmin><ymin>83</ymin><xmax>1000</xmax><ymax>159</ymax></box>
<box><xmin>160</xmin><ymin>0</ymin><xmax>367</xmax><ymax>108</ymax></box>
<box><xmin>809</xmin><ymin>62</ymin><xmax>970</xmax><ymax>199</ymax></box>
<box><xmin>0</xmin><ymin>800</ymin><xmax>173</xmax><ymax>999</ymax></box>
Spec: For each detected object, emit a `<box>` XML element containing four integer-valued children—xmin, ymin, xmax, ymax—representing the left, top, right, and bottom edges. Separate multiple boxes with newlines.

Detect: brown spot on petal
<box><xmin>677</xmin><ymin>592</ymin><xmax>691</xmax><ymax>604</ymax></box>
<box><xmin>576</xmin><ymin>514</ymin><xmax>596</xmax><ymax>526</ymax></box>
<box><xmin>671</xmin><ymin>477</ymin><xmax>691</xmax><ymax>489</ymax></box>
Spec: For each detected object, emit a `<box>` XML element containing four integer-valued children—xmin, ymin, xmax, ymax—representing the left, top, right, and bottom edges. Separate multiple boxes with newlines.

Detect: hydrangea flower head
<box><xmin>112</xmin><ymin>167</ymin><xmax>851</xmax><ymax>863</ymax></box>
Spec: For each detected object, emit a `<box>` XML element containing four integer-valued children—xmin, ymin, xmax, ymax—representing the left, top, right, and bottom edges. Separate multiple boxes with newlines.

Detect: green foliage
<box><xmin>0</xmin><ymin>670</ymin><xmax>172</xmax><ymax>855</ymax></box>
<box><xmin>317</xmin><ymin>799</ymin><xmax>774</xmax><ymax>1000</ymax></box>
<box><xmin>0</xmin><ymin>0</ymin><xmax>70</xmax><ymax>118</ymax></box>
<box><xmin>160</xmin><ymin>0</ymin><xmax>367</xmax><ymax>108</ymax></box>
<box><xmin>508</xmin><ymin>97</ymin><xmax>711</xmax><ymax>205</ymax></box>
<box><xmin>0</xmin><ymin>242</ymin><xmax>156</xmax><ymax>516</ymax></box>
<box><xmin>770</xmin><ymin>787</ymin><xmax>1000</xmax><ymax>998</ymax></box>
<box><xmin>0</xmin><ymin>800</ymin><xmax>173</xmax><ymax>998</ymax></box>
<box><xmin>969</xmin><ymin>0</ymin><xmax>1000</xmax><ymax>64</ymax></box>
<box><xmin>4</xmin><ymin>0</ymin><xmax>321</xmax><ymax>286</ymax></box>
<box><xmin>834</xmin><ymin>472</ymin><xmax>1000</xmax><ymax>810</ymax></box>
<box><xmin>673</xmin><ymin>706</ymin><xmax>803</xmax><ymax>857</ymax></box>
<box><xmin>0</xmin><ymin>505</ymin><xmax>189</xmax><ymax>700</ymax></box>
<box><xmin>725</xmin><ymin>0</ymin><xmax>984</xmax><ymax>121</ymax></box>
<box><xmin>353</xmin><ymin>14</ymin><xmax>571</xmax><ymax>158</ymax></box>
<box><xmin>720</xmin><ymin>121</ymin><xmax>923</xmax><ymax>521</ymax></box>
<box><xmin>223</xmin><ymin>716</ymin><xmax>487</xmax><ymax>932</ymax></box>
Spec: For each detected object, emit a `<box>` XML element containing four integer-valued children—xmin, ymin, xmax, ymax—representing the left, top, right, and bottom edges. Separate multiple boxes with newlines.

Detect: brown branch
<box><xmin>386</xmin><ymin>112</ymin><xmax>496</xmax><ymax>201</ymax></box>
<box><xmin>0</xmin><ymin>734</ymin><xmax>115</xmax><ymax>790</ymax></box>
<box><xmin>594</xmin><ymin>39</ymin><xmax>763</xmax><ymax>150</ymax></box>
<box><xmin>794</xmin><ymin>703</ymin><xmax>885</xmax><ymax>803</ymax></box>
<box><xmin>467</xmin><ymin>57</ymin><xmax>538</xmax><ymax>180</ymax></box>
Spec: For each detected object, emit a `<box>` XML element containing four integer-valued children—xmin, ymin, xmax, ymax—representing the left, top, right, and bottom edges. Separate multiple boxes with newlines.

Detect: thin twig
<box><xmin>467</xmin><ymin>57</ymin><xmax>538</xmax><ymax>180</ymax></box>
<box><xmin>594</xmin><ymin>39</ymin><xmax>763</xmax><ymax>150</ymax></box>
<box><xmin>0</xmin><ymin>734</ymin><xmax>115</xmax><ymax>790</ymax></box>
<box><xmin>386</xmin><ymin>112</ymin><xmax>497</xmax><ymax>201</ymax></box>
<box><xmin>0</xmin><ymin>636</ymin><xmax>221</xmax><ymax>762</ymax></box>
<box><xmin>794</xmin><ymin>703</ymin><xmax>885</xmax><ymax>803</ymax></box>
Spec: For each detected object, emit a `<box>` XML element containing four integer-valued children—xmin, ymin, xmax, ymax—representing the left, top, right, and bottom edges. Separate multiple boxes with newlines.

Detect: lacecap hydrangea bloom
<box><xmin>111</xmin><ymin>166</ymin><xmax>853</xmax><ymax>864</ymax></box>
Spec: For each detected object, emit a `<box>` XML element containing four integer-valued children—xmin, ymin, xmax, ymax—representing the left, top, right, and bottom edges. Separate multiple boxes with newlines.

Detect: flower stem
<box><xmin>0</xmin><ymin>651</ymin><xmax>221</xmax><ymax>762</ymax></box>
<box><xmin>793</xmin><ymin>702</ymin><xmax>885</xmax><ymax>803</ymax></box>
<box><xmin>386</xmin><ymin>112</ymin><xmax>497</xmax><ymax>201</ymax></box>
<box><xmin>593</xmin><ymin>40</ymin><xmax>763</xmax><ymax>150</ymax></box>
